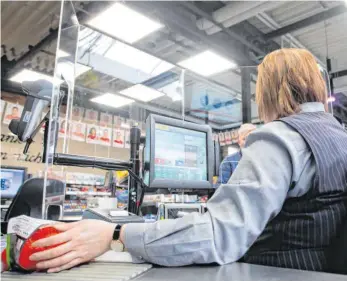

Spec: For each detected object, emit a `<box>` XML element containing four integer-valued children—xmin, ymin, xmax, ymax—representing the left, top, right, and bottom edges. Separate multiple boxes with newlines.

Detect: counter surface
<box><xmin>135</xmin><ymin>263</ymin><xmax>347</xmax><ymax>281</ymax></box>
<box><xmin>2</xmin><ymin>262</ymin><xmax>347</xmax><ymax>281</ymax></box>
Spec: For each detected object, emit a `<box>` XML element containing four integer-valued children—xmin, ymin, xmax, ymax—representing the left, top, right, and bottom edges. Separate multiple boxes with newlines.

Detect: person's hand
<box><xmin>29</xmin><ymin>219</ymin><xmax>115</xmax><ymax>273</ymax></box>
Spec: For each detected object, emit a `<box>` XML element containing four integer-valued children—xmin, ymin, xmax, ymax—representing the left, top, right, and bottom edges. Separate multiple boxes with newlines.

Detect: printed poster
<box><xmin>72</xmin><ymin>107</ymin><xmax>84</xmax><ymax>120</ymax></box>
<box><xmin>85</xmin><ymin>109</ymin><xmax>98</xmax><ymax>122</ymax></box>
<box><xmin>231</xmin><ymin>130</ymin><xmax>239</xmax><ymax>144</ymax></box>
<box><xmin>71</xmin><ymin>122</ymin><xmax>86</xmax><ymax>142</ymax></box>
<box><xmin>218</xmin><ymin>132</ymin><xmax>225</xmax><ymax>146</ymax></box>
<box><xmin>100</xmin><ymin>112</ymin><xmax>112</xmax><ymax>126</ymax></box>
<box><xmin>224</xmin><ymin>131</ymin><xmax>232</xmax><ymax>145</ymax></box>
<box><xmin>3</xmin><ymin>103</ymin><xmax>23</xmax><ymax>125</ymax></box>
<box><xmin>58</xmin><ymin>118</ymin><xmax>70</xmax><ymax>138</ymax></box>
<box><xmin>113</xmin><ymin>129</ymin><xmax>125</xmax><ymax>148</ymax></box>
<box><xmin>113</xmin><ymin>116</ymin><xmax>123</xmax><ymax>128</ymax></box>
<box><xmin>99</xmin><ymin>127</ymin><xmax>111</xmax><ymax>146</ymax></box>
<box><xmin>86</xmin><ymin>124</ymin><xmax>99</xmax><ymax>144</ymax></box>
<box><xmin>212</xmin><ymin>133</ymin><xmax>218</xmax><ymax>143</ymax></box>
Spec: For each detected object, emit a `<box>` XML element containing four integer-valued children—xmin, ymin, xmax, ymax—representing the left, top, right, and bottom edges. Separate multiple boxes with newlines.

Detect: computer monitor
<box><xmin>0</xmin><ymin>166</ymin><xmax>27</xmax><ymax>199</ymax></box>
<box><xmin>144</xmin><ymin>114</ymin><xmax>213</xmax><ymax>190</ymax></box>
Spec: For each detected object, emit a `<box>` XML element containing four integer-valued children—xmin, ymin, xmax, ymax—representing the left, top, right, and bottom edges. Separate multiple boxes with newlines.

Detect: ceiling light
<box><xmin>90</xmin><ymin>93</ymin><xmax>134</xmax><ymax>108</ymax></box>
<box><xmin>87</xmin><ymin>3</ymin><xmax>163</xmax><ymax>44</ymax></box>
<box><xmin>104</xmin><ymin>41</ymin><xmax>174</xmax><ymax>76</ymax></box>
<box><xmin>178</xmin><ymin>50</ymin><xmax>236</xmax><ymax>76</ymax></box>
<box><xmin>120</xmin><ymin>84</ymin><xmax>164</xmax><ymax>102</ymax></box>
<box><xmin>9</xmin><ymin>69</ymin><xmax>63</xmax><ymax>84</ymax></box>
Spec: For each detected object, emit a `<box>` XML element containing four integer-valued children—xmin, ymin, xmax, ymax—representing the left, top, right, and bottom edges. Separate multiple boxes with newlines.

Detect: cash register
<box><xmin>82</xmin><ymin>114</ymin><xmax>214</xmax><ymax>222</ymax></box>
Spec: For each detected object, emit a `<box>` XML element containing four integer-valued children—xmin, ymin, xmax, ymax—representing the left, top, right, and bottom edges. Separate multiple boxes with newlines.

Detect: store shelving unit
<box><xmin>66</xmin><ymin>191</ymin><xmax>111</xmax><ymax>196</ymax></box>
<box><xmin>64</xmin><ymin>172</ymin><xmax>111</xmax><ymax>216</ymax></box>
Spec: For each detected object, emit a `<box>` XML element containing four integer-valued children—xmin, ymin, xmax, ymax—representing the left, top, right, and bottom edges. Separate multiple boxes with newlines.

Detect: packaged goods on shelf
<box><xmin>143</xmin><ymin>194</ymin><xmax>198</xmax><ymax>203</ymax></box>
<box><xmin>66</xmin><ymin>172</ymin><xmax>105</xmax><ymax>186</ymax></box>
<box><xmin>64</xmin><ymin>199</ymin><xmax>87</xmax><ymax>213</ymax></box>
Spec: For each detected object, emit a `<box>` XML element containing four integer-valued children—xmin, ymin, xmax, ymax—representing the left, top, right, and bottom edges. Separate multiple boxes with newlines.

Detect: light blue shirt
<box><xmin>124</xmin><ymin>102</ymin><xmax>325</xmax><ymax>266</ymax></box>
<box><xmin>217</xmin><ymin>151</ymin><xmax>242</xmax><ymax>185</ymax></box>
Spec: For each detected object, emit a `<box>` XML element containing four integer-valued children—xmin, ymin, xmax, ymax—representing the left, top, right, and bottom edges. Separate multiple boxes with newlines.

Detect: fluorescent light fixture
<box><xmin>120</xmin><ymin>84</ymin><xmax>164</xmax><ymax>102</ymax></box>
<box><xmin>178</xmin><ymin>50</ymin><xmax>237</xmax><ymax>76</ymax></box>
<box><xmin>87</xmin><ymin>3</ymin><xmax>163</xmax><ymax>44</ymax></box>
<box><xmin>90</xmin><ymin>93</ymin><xmax>134</xmax><ymax>108</ymax></box>
<box><xmin>105</xmin><ymin>41</ymin><xmax>174</xmax><ymax>76</ymax></box>
<box><xmin>9</xmin><ymin>69</ymin><xmax>63</xmax><ymax>84</ymax></box>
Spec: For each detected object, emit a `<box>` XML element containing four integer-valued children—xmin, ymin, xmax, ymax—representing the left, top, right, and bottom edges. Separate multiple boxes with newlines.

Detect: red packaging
<box><xmin>1</xmin><ymin>215</ymin><xmax>61</xmax><ymax>272</ymax></box>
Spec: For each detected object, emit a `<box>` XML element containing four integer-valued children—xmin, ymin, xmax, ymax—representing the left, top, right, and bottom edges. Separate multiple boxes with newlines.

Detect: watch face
<box><xmin>110</xmin><ymin>240</ymin><xmax>124</xmax><ymax>252</ymax></box>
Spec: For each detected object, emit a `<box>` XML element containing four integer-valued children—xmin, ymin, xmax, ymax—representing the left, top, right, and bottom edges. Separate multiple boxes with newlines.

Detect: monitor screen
<box><xmin>1</xmin><ymin>167</ymin><xmax>26</xmax><ymax>198</ymax></box>
<box><xmin>154</xmin><ymin>123</ymin><xmax>207</xmax><ymax>182</ymax></box>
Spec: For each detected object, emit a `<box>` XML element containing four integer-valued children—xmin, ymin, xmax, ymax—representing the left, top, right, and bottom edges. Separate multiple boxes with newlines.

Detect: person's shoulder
<box><xmin>252</xmin><ymin>121</ymin><xmax>298</xmax><ymax>138</ymax></box>
<box><xmin>246</xmin><ymin>121</ymin><xmax>307</xmax><ymax>151</ymax></box>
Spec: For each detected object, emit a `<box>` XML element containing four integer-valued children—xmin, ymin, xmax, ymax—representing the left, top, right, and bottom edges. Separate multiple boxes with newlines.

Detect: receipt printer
<box><xmin>82</xmin><ymin>208</ymin><xmax>144</xmax><ymax>224</ymax></box>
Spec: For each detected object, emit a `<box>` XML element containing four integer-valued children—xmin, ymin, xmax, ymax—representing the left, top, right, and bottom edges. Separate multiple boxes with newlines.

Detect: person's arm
<box><xmin>121</xmin><ymin>128</ymin><xmax>294</xmax><ymax>266</ymax></box>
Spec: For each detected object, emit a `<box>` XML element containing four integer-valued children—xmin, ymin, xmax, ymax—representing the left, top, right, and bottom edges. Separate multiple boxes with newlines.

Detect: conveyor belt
<box><xmin>1</xmin><ymin>262</ymin><xmax>152</xmax><ymax>281</ymax></box>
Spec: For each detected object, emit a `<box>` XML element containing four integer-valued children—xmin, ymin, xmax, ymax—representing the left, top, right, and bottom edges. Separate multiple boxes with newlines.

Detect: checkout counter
<box><xmin>2</xmin><ymin>262</ymin><xmax>347</xmax><ymax>281</ymax></box>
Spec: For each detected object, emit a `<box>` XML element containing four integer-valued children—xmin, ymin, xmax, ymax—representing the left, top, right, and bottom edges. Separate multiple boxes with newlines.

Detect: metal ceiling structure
<box><xmin>1</xmin><ymin>1</ymin><xmax>347</xmax><ymax>126</ymax></box>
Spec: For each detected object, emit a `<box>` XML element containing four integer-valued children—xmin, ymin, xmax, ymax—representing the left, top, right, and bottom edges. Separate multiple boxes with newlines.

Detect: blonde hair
<box><xmin>256</xmin><ymin>48</ymin><xmax>327</xmax><ymax>123</ymax></box>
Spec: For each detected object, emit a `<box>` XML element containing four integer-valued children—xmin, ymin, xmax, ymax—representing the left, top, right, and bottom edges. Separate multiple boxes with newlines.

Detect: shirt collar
<box><xmin>299</xmin><ymin>102</ymin><xmax>325</xmax><ymax>113</ymax></box>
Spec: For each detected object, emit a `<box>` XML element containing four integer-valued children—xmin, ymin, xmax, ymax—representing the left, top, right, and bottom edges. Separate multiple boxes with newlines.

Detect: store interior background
<box><xmin>1</xmin><ymin>1</ymin><xmax>347</xmax><ymax>219</ymax></box>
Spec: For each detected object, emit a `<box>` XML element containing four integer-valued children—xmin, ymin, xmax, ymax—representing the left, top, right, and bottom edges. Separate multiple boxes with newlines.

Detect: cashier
<box><xmin>30</xmin><ymin>48</ymin><xmax>347</xmax><ymax>273</ymax></box>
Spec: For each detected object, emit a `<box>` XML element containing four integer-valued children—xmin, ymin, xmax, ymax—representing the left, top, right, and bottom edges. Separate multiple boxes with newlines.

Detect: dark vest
<box><xmin>243</xmin><ymin>111</ymin><xmax>347</xmax><ymax>272</ymax></box>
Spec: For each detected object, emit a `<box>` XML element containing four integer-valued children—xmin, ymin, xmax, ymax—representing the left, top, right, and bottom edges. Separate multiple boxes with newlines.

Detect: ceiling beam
<box><xmin>265</xmin><ymin>5</ymin><xmax>347</xmax><ymax>40</ymax></box>
<box><xmin>331</xmin><ymin>69</ymin><xmax>347</xmax><ymax>79</ymax></box>
<box><xmin>256</xmin><ymin>12</ymin><xmax>326</xmax><ymax>67</ymax></box>
<box><xmin>127</xmin><ymin>1</ymin><xmax>255</xmax><ymax>67</ymax></box>
<box><xmin>2</xmin><ymin>28</ymin><xmax>58</xmax><ymax>78</ymax></box>
<box><xmin>179</xmin><ymin>1</ymin><xmax>266</xmax><ymax>56</ymax></box>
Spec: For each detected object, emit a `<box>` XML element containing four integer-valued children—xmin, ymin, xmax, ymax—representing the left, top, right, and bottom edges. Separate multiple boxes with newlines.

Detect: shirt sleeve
<box><xmin>123</xmin><ymin>127</ymin><xmax>294</xmax><ymax>266</ymax></box>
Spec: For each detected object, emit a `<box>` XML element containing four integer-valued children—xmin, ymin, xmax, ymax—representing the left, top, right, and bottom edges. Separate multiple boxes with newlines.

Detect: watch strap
<box><xmin>113</xmin><ymin>224</ymin><xmax>122</xmax><ymax>240</ymax></box>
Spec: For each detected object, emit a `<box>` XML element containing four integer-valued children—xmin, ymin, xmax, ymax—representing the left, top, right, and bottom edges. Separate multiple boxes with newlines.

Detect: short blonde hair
<box><xmin>256</xmin><ymin>48</ymin><xmax>327</xmax><ymax>123</ymax></box>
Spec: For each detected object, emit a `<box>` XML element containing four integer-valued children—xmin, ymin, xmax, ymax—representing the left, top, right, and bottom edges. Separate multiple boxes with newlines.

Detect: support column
<box><xmin>241</xmin><ymin>67</ymin><xmax>252</xmax><ymax>124</ymax></box>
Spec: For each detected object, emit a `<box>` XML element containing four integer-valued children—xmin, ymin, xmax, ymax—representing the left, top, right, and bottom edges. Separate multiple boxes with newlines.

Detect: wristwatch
<box><xmin>110</xmin><ymin>225</ymin><xmax>125</xmax><ymax>252</ymax></box>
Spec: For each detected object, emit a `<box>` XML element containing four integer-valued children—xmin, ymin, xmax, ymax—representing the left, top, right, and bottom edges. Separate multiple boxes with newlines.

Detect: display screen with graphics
<box><xmin>1</xmin><ymin>168</ymin><xmax>26</xmax><ymax>198</ymax></box>
<box><xmin>154</xmin><ymin>123</ymin><xmax>207</xmax><ymax>181</ymax></box>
